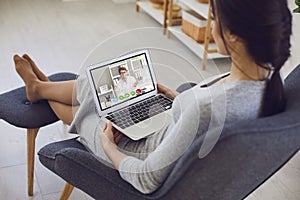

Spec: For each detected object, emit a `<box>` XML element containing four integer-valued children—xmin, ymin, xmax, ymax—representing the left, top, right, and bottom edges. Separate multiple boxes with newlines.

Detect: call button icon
<box><xmin>131</xmin><ymin>91</ymin><xmax>136</xmax><ymax>96</ymax></box>
<box><xmin>119</xmin><ymin>95</ymin><xmax>124</xmax><ymax>100</ymax></box>
<box><xmin>136</xmin><ymin>89</ymin><xmax>142</xmax><ymax>94</ymax></box>
<box><xmin>124</xmin><ymin>93</ymin><xmax>130</xmax><ymax>98</ymax></box>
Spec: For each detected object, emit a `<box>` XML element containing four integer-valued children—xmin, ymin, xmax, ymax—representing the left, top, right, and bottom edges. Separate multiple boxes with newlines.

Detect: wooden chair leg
<box><xmin>162</xmin><ymin>0</ymin><xmax>168</xmax><ymax>35</ymax></box>
<box><xmin>27</xmin><ymin>128</ymin><xmax>39</xmax><ymax>196</ymax></box>
<box><xmin>60</xmin><ymin>182</ymin><xmax>74</xmax><ymax>200</ymax></box>
<box><xmin>136</xmin><ymin>0</ymin><xmax>140</xmax><ymax>12</ymax></box>
<box><xmin>202</xmin><ymin>0</ymin><xmax>213</xmax><ymax>71</ymax></box>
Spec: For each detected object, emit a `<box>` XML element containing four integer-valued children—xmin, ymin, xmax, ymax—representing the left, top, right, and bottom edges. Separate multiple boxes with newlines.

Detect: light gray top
<box><xmin>69</xmin><ymin>72</ymin><xmax>266</xmax><ymax>194</ymax></box>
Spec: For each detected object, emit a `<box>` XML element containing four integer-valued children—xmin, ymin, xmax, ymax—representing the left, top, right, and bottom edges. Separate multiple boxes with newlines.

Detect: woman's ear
<box><xmin>228</xmin><ymin>32</ymin><xmax>238</xmax><ymax>43</ymax></box>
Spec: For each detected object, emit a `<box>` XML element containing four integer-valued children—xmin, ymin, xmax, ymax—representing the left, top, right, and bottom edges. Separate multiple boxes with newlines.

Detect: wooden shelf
<box><xmin>168</xmin><ymin>26</ymin><xmax>227</xmax><ymax>59</ymax></box>
<box><xmin>136</xmin><ymin>0</ymin><xmax>227</xmax><ymax>69</ymax></box>
<box><xmin>179</xmin><ymin>0</ymin><xmax>209</xmax><ymax>19</ymax></box>
<box><xmin>137</xmin><ymin>1</ymin><xmax>164</xmax><ymax>25</ymax></box>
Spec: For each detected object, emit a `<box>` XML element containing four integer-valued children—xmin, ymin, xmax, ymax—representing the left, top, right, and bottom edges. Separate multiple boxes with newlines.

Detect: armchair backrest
<box><xmin>150</xmin><ymin>65</ymin><xmax>300</xmax><ymax>200</ymax></box>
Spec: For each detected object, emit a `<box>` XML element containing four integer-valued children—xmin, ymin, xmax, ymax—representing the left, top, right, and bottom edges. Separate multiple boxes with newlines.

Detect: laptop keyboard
<box><xmin>106</xmin><ymin>95</ymin><xmax>173</xmax><ymax>129</ymax></box>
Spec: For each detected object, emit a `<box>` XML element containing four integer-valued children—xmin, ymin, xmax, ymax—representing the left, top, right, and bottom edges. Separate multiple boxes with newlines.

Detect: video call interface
<box><xmin>90</xmin><ymin>53</ymin><xmax>155</xmax><ymax>110</ymax></box>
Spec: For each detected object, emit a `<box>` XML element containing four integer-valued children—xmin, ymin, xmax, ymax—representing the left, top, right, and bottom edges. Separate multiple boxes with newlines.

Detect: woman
<box><xmin>14</xmin><ymin>0</ymin><xmax>292</xmax><ymax>194</ymax></box>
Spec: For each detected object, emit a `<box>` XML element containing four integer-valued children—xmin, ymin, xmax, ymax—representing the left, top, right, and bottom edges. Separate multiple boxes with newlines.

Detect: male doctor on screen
<box><xmin>115</xmin><ymin>66</ymin><xmax>138</xmax><ymax>96</ymax></box>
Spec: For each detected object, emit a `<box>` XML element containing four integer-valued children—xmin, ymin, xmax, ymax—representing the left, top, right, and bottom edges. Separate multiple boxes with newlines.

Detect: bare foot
<box><xmin>14</xmin><ymin>55</ymin><xmax>41</xmax><ymax>103</ymax></box>
<box><xmin>22</xmin><ymin>54</ymin><xmax>49</xmax><ymax>82</ymax></box>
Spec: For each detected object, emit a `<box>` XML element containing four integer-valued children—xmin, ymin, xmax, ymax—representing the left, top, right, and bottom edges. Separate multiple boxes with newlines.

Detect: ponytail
<box><xmin>260</xmin><ymin>1</ymin><xmax>292</xmax><ymax>117</ymax></box>
<box><xmin>260</xmin><ymin>66</ymin><xmax>286</xmax><ymax>117</ymax></box>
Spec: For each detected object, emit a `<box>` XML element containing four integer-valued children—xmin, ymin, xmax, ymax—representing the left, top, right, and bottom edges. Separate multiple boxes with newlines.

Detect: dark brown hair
<box><xmin>211</xmin><ymin>0</ymin><xmax>292</xmax><ymax>117</ymax></box>
<box><xmin>118</xmin><ymin>66</ymin><xmax>127</xmax><ymax>74</ymax></box>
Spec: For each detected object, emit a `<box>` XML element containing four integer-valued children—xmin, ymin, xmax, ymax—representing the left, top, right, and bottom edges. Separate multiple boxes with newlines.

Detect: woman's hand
<box><xmin>100</xmin><ymin>121</ymin><xmax>123</xmax><ymax>149</ymax></box>
<box><xmin>99</xmin><ymin>121</ymin><xmax>127</xmax><ymax>170</ymax></box>
<box><xmin>157</xmin><ymin>83</ymin><xmax>179</xmax><ymax>100</ymax></box>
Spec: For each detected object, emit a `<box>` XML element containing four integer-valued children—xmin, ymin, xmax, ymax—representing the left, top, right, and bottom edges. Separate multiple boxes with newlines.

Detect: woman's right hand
<box><xmin>157</xmin><ymin>83</ymin><xmax>179</xmax><ymax>100</ymax></box>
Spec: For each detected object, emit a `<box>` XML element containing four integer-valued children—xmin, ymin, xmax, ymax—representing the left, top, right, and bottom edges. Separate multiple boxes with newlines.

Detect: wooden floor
<box><xmin>0</xmin><ymin>0</ymin><xmax>299</xmax><ymax>199</ymax></box>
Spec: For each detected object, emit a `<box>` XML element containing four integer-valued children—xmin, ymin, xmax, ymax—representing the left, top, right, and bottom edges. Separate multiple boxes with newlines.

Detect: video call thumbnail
<box><xmin>90</xmin><ymin>53</ymin><xmax>155</xmax><ymax>110</ymax></box>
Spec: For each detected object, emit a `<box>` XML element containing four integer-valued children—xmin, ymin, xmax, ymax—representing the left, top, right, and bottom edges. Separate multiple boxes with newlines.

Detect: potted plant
<box><xmin>294</xmin><ymin>0</ymin><xmax>300</xmax><ymax>13</ymax></box>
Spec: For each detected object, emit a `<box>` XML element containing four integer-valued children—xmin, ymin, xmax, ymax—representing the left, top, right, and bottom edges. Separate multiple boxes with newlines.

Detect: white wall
<box><xmin>283</xmin><ymin>1</ymin><xmax>300</xmax><ymax>77</ymax></box>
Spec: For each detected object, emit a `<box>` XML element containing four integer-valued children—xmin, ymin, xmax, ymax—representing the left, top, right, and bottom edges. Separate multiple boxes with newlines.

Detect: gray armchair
<box><xmin>38</xmin><ymin>65</ymin><xmax>300</xmax><ymax>200</ymax></box>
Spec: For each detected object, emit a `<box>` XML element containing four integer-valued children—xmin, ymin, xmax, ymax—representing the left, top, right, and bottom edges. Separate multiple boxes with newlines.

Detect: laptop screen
<box><xmin>89</xmin><ymin>52</ymin><xmax>156</xmax><ymax>111</ymax></box>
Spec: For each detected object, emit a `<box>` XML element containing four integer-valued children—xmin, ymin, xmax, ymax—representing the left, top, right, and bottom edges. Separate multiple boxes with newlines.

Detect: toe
<box><xmin>13</xmin><ymin>54</ymin><xmax>22</xmax><ymax>63</ymax></box>
<box><xmin>22</xmin><ymin>54</ymin><xmax>37</xmax><ymax>67</ymax></box>
<box><xmin>22</xmin><ymin>54</ymin><xmax>31</xmax><ymax>61</ymax></box>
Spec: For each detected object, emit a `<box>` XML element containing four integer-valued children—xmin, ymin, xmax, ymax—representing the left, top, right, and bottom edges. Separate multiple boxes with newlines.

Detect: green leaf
<box><xmin>296</xmin><ymin>0</ymin><xmax>300</xmax><ymax>6</ymax></box>
<box><xmin>293</xmin><ymin>7</ymin><xmax>300</xmax><ymax>13</ymax></box>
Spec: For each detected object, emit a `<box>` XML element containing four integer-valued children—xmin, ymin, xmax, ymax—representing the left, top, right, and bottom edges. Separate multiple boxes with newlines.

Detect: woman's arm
<box><xmin>99</xmin><ymin>84</ymin><xmax>203</xmax><ymax>194</ymax></box>
<box><xmin>99</xmin><ymin>121</ymin><xmax>127</xmax><ymax>170</ymax></box>
<box><xmin>157</xmin><ymin>83</ymin><xmax>179</xmax><ymax>100</ymax></box>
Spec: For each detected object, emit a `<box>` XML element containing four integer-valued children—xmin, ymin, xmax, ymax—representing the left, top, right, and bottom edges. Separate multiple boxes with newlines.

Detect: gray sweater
<box><xmin>69</xmin><ymin>73</ymin><xmax>266</xmax><ymax>194</ymax></box>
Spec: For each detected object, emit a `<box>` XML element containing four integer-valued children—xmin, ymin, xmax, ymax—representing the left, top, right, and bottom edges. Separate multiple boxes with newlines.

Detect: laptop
<box><xmin>86</xmin><ymin>49</ymin><xmax>173</xmax><ymax>140</ymax></box>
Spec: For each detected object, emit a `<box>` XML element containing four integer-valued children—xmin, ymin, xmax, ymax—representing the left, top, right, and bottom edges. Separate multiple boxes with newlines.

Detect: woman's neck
<box><xmin>224</xmin><ymin>49</ymin><xmax>269</xmax><ymax>83</ymax></box>
<box><xmin>231</xmin><ymin>63</ymin><xmax>265</xmax><ymax>80</ymax></box>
